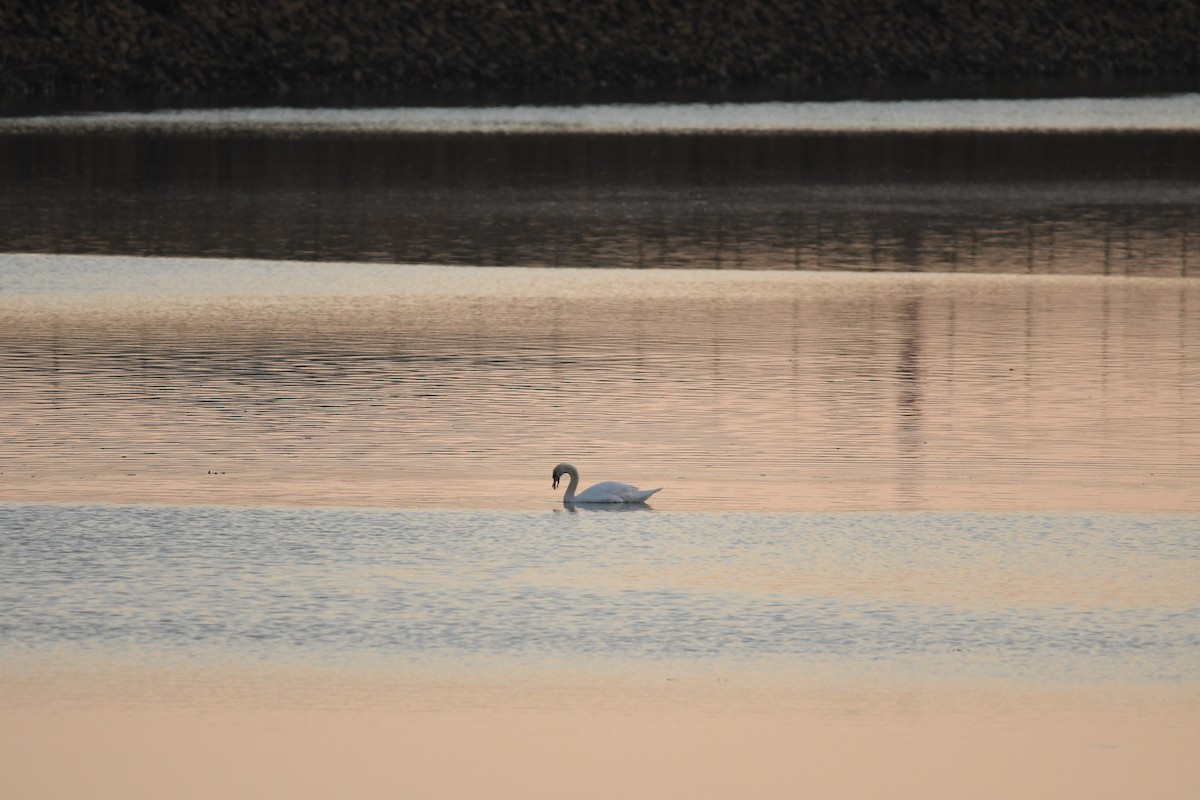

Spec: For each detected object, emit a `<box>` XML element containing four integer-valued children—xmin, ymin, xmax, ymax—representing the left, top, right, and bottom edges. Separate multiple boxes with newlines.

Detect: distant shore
<box><xmin>3</xmin><ymin>1</ymin><xmax>1198</xmax><ymax>100</ymax></box>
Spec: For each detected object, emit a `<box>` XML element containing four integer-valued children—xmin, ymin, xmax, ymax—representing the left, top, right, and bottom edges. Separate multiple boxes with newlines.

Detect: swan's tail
<box><xmin>633</xmin><ymin>488</ymin><xmax>662</xmax><ymax>502</ymax></box>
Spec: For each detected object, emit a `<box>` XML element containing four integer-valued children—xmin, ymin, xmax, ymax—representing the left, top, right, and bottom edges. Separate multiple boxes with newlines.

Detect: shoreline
<box><xmin>5</xmin><ymin>2</ymin><xmax>1199</xmax><ymax>100</ymax></box>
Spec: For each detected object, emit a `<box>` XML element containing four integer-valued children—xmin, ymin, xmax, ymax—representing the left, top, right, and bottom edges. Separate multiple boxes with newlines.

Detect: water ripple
<box><xmin>2</xmin><ymin>257</ymin><xmax>1196</xmax><ymax>512</ymax></box>
<box><xmin>2</xmin><ymin>504</ymin><xmax>1197</xmax><ymax>686</ymax></box>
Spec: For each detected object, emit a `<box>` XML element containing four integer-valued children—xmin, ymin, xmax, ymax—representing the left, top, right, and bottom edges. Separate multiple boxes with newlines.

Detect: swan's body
<box><xmin>552</xmin><ymin>463</ymin><xmax>661</xmax><ymax>504</ymax></box>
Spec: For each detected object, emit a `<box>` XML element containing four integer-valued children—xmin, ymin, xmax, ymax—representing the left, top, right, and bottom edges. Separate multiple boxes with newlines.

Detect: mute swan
<box><xmin>552</xmin><ymin>463</ymin><xmax>661</xmax><ymax>504</ymax></box>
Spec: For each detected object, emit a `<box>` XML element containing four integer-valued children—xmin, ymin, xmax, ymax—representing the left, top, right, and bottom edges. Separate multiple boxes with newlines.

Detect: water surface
<box><xmin>2</xmin><ymin>97</ymin><xmax>1198</xmax><ymax>799</ymax></box>
<box><xmin>2</xmin><ymin>98</ymin><xmax>1198</xmax><ymax>274</ymax></box>
<box><xmin>2</xmin><ymin>255</ymin><xmax>1196</xmax><ymax>511</ymax></box>
<box><xmin>2</xmin><ymin>504</ymin><xmax>1197</xmax><ymax>690</ymax></box>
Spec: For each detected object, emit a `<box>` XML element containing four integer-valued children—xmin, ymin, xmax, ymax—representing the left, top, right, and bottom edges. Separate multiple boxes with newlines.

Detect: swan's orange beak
<box><xmin>552</xmin><ymin>474</ymin><xmax>560</xmax><ymax>489</ymax></box>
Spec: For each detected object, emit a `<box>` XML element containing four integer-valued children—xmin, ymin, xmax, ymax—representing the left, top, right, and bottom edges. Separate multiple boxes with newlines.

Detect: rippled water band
<box><xmin>3</xmin><ymin>504</ymin><xmax>1197</xmax><ymax>687</ymax></box>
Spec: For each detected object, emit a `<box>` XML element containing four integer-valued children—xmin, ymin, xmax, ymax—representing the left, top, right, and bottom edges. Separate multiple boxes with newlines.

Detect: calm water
<box><xmin>2</xmin><ymin>256</ymin><xmax>1197</xmax><ymax>512</ymax></box>
<box><xmin>1</xmin><ymin>97</ymin><xmax>1198</xmax><ymax>699</ymax></box>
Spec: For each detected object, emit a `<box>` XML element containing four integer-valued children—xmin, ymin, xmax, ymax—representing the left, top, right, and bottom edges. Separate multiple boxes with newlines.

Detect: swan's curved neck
<box><xmin>561</xmin><ymin>466</ymin><xmax>580</xmax><ymax>502</ymax></box>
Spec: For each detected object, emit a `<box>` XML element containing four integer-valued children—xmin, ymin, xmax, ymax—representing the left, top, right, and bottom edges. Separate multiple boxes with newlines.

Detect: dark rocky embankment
<box><xmin>3</xmin><ymin>0</ymin><xmax>1199</xmax><ymax>98</ymax></box>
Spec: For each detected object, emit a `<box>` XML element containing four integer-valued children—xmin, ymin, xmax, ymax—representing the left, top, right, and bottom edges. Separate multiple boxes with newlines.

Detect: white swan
<box><xmin>552</xmin><ymin>463</ymin><xmax>661</xmax><ymax>504</ymax></box>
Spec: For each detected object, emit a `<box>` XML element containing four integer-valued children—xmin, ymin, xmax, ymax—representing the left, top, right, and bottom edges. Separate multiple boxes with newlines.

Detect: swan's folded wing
<box><xmin>575</xmin><ymin>481</ymin><xmax>659</xmax><ymax>503</ymax></box>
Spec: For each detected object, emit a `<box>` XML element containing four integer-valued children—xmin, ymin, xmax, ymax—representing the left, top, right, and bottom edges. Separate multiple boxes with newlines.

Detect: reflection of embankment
<box><xmin>2</xmin><ymin>132</ymin><xmax>1197</xmax><ymax>276</ymax></box>
<box><xmin>3</xmin><ymin>182</ymin><xmax>1195</xmax><ymax>276</ymax></box>
<box><xmin>350</xmin><ymin>187</ymin><xmax>1197</xmax><ymax>276</ymax></box>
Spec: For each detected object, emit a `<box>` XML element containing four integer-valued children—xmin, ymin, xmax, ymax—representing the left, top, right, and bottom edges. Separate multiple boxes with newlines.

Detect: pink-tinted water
<box><xmin>2</xmin><ymin>254</ymin><xmax>1198</xmax><ymax>800</ymax></box>
<box><xmin>2</xmin><ymin>256</ymin><xmax>1196</xmax><ymax>511</ymax></box>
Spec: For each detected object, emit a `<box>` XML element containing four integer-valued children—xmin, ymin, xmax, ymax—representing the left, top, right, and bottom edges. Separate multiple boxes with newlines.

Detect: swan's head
<box><xmin>552</xmin><ymin>462</ymin><xmax>575</xmax><ymax>489</ymax></box>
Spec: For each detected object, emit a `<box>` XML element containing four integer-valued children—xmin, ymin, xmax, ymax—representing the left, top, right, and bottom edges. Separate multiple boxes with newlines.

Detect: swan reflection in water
<box><xmin>551</xmin><ymin>463</ymin><xmax>661</xmax><ymax>507</ymax></box>
<box><xmin>557</xmin><ymin>500</ymin><xmax>655</xmax><ymax>513</ymax></box>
